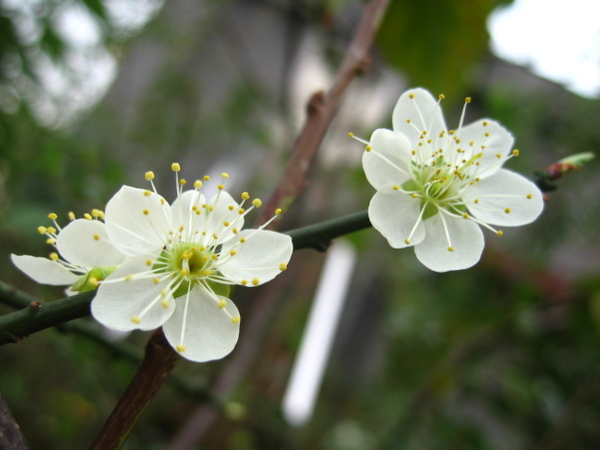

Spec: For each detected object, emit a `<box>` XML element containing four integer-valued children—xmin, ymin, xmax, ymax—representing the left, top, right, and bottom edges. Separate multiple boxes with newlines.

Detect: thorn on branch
<box><xmin>307</xmin><ymin>90</ymin><xmax>326</xmax><ymax>114</ymax></box>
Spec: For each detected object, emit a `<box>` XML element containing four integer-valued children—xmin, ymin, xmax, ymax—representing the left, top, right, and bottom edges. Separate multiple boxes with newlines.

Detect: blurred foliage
<box><xmin>1</xmin><ymin>0</ymin><xmax>600</xmax><ymax>449</ymax></box>
<box><xmin>378</xmin><ymin>0</ymin><xmax>513</xmax><ymax>97</ymax></box>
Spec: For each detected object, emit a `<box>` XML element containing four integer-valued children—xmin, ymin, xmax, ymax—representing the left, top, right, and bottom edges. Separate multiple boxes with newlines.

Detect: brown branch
<box><xmin>168</xmin><ymin>1</ymin><xmax>390</xmax><ymax>448</ymax></box>
<box><xmin>257</xmin><ymin>0</ymin><xmax>390</xmax><ymax>226</ymax></box>
<box><xmin>89</xmin><ymin>329</ymin><xmax>180</xmax><ymax>449</ymax></box>
<box><xmin>0</xmin><ymin>394</ymin><xmax>29</xmax><ymax>450</ymax></box>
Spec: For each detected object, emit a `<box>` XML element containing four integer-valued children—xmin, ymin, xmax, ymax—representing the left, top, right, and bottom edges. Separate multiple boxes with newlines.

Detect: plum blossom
<box><xmin>11</xmin><ymin>211</ymin><xmax>125</xmax><ymax>293</ymax></box>
<box><xmin>356</xmin><ymin>87</ymin><xmax>544</xmax><ymax>272</ymax></box>
<box><xmin>91</xmin><ymin>164</ymin><xmax>293</xmax><ymax>362</ymax></box>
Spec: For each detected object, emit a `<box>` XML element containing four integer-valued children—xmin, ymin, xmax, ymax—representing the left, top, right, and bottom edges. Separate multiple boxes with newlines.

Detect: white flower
<box><xmin>358</xmin><ymin>87</ymin><xmax>544</xmax><ymax>272</ymax></box>
<box><xmin>11</xmin><ymin>211</ymin><xmax>125</xmax><ymax>292</ymax></box>
<box><xmin>91</xmin><ymin>164</ymin><xmax>293</xmax><ymax>363</ymax></box>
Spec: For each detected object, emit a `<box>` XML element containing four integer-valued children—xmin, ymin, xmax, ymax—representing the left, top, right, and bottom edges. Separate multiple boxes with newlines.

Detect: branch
<box><xmin>256</xmin><ymin>0</ymin><xmax>390</xmax><ymax>226</ymax></box>
<box><xmin>89</xmin><ymin>329</ymin><xmax>180</xmax><ymax>449</ymax></box>
<box><xmin>0</xmin><ymin>394</ymin><xmax>29</xmax><ymax>450</ymax></box>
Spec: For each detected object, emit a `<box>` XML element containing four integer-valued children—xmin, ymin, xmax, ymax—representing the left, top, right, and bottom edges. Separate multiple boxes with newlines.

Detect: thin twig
<box><xmin>168</xmin><ymin>1</ymin><xmax>390</xmax><ymax>448</ymax></box>
<box><xmin>89</xmin><ymin>329</ymin><xmax>181</xmax><ymax>449</ymax></box>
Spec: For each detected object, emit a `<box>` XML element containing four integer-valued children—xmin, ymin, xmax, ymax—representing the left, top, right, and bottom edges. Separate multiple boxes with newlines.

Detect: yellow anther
<box><xmin>232</xmin><ymin>228</ymin><xmax>239</xmax><ymax>234</ymax></box>
<box><xmin>348</xmin><ymin>132</ymin><xmax>354</xmax><ymax>137</ymax></box>
<box><xmin>49</xmin><ymin>252</ymin><xmax>59</xmax><ymax>261</ymax></box>
<box><xmin>221</xmin><ymin>172</ymin><xmax>230</xmax><ymax>179</ymax></box>
<box><xmin>279</xmin><ymin>263</ymin><xmax>287</xmax><ymax>271</ymax></box>
<box><xmin>474</xmin><ymin>199</ymin><xmax>480</xmax><ymax>204</ymax></box>
<box><xmin>146</xmin><ymin>259</ymin><xmax>153</xmax><ymax>266</ymax></box>
<box><xmin>252</xmin><ymin>277</ymin><xmax>260</xmax><ymax>286</ymax></box>
<box><xmin>217</xmin><ymin>299</ymin><xmax>227</xmax><ymax>309</ymax></box>
<box><xmin>406</xmin><ymin>119</ymin><xmax>411</xmax><ymax>123</ymax></box>
<box><xmin>68</xmin><ymin>212</ymin><xmax>75</xmax><ymax>221</ymax></box>
<box><xmin>37</xmin><ymin>226</ymin><xmax>47</xmax><ymax>234</ymax></box>
<box><xmin>208</xmin><ymin>206</ymin><xmax>214</xmax><ymax>212</ymax></box>
<box><xmin>484</xmin><ymin>133</ymin><xmax>490</xmax><ymax>138</ymax></box>
<box><xmin>203</xmin><ymin>270</ymin><xmax>213</xmax><ymax>276</ymax></box>
<box><xmin>404</xmin><ymin>239</ymin><xmax>410</xmax><ymax>245</ymax></box>
<box><xmin>48</xmin><ymin>213</ymin><xmax>58</xmax><ymax>220</ymax></box>
<box><xmin>47</xmin><ymin>226</ymin><xmax>57</xmax><ymax>234</ymax></box>
<box><xmin>241</xmin><ymin>192</ymin><xmax>250</xmax><ymax>200</ymax></box>
<box><xmin>162</xmin><ymin>299</ymin><xmax>170</xmax><ymax>308</ymax></box>
<box><xmin>462</xmin><ymin>213</ymin><xmax>469</xmax><ymax>219</ymax></box>
<box><xmin>176</xmin><ymin>345</ymin><xmax>187</xmax><ymax>353</ymax></box>
<box><xmin>204</xmin><ymin>175</ymin><xmax>210</xmax><ymax>181</ymax></box>
<box><xmin>161</xmin><ymin>290</ymin><xmax>167</xmax><ymax>297</ymax></box>
<box><xmin>223</xmin><ymin>221</ymin><xmax>230</xmax><ymax>227</ymax></box>
<box><xmin>171</xmin><ymin>162</ymin><xmax>181</xmax><ymax>172</ymax></box>
<box><xmin>153</xmin><ymin>278</ymin><xmax>160</xmax><ymax>284</ymax></box>
<box><xmin>238</xmin><ymin>208</ymin><xmax>245</xmax><ymax>214</ymax></box>
<box><xmin>180</xmin><ymin>269</ymin><xmax>189</xmax><ymax>276</ymax></box>
<box><xmin>143</xmin><ymin>209</ymin><xmax>149</xmax><ymax>215</ymax></box>
<box><xmin>143</xmin><ymin>190</ymin><xmax>152</xmax><ymax>197</ymax></box>
<box><xmin>212</xmin><ymin>233</ymin><xmax>218</xmax><ymax>240</ymax></box>
<box><xmin>275</xmin><ymin>208</ymin><xmax>282</xmax><ymax>215</ymax></box>
<box><xmin>411</xmin><ymin>150</ymin><xmax>416</xmax><ymax>155</ymax></box>
<box><xmin>125</xmin><ymin>274</ymin><xmax>133</xmax><ymax>281</ymax></box>
<box><xmin>252</xmin><ymin>198</ymin><xmax>262</xmax><ymax>208</ymax></box>
<box><xmin>239</xmin><ymin>237</ymin><xmax>246</xmax><ymax>243</ymax></box>
<box><xmin>89</xmin><ymin>277</ymin><xmax>99</xmax><ymax>287</ymax></box>
<box><xmin>180</xmin><ymin>179</ymin><xmax>187</xmax><ymax>185</ymax></box>
<box><xmin>512</xmin><ymin>149</ymin><xmax>520</xmax><ymax>157</ymax></box>
<box><xmin>217</xmin><ymin>184</ymin><xmax>224</xmax><ymax>190</ymax></box>
<box><xmin>483</xmin><ymin>121</ymin><xmax>488</xmax><ymax>126</ymax></box>
<box><xmin>160</xmin><ymin>198</ymin><xmax>165</xmax><ymax>205</ymax></box>
<box><xmin>504</xmin><ymin>208</ymin><xmax>511</xmax><ymax>214</ymax></box>
<box><xmin>365</xmin><ymin>145</ymin><xmax>372</xmax><ymax>152</ymax></box>
<box><xmin>439</xmin><ymin>94</ymin><xmax>445</xmax><ymax>100</ymax></box>
<box><xmin>497</xmin><ymin>230</ymin><xmax>504</xmax><ymax>237</ymax></box>
<box><xmin>91</xmin><ymin>209</ymin><xmax>101</xmax><ymax>218</ymax></box>
<box><xmin>131</xmin><ymin>317</ymin><xmax>141</xmax><ymax>324</ymax></box>
<box><xmin>231</xmin><ymin>316</ymin><xmax>241</xmax><ymax>324</ymax></box>
<box><xmin>84</xmin><ymin>213</ymin><xmax>92</xmax><ymax>220</ymax></box>
<box><xmin>93</xmin><ymin>234</ymin><xmax>100</xmax><ymax>241</ymax></box>
<box><xmin>194</xmin><ymin>180</ymin><xmax>202</xmax><ymax>188</ymax></box>
<box><xmin>447</xmin><ymin>246</ymin><xmax>455</xmax><ymax>252</ymax></box>
<box><xmin>228</xmin><ymin>205</ymin><xmax>234</xmax><ymax>211</ymax></box>
<box><xmin>526</xmin><ymin>194</ymin><xmax>533</xmax><ymax>199</ymax></box>
<box><xmin>241</xmin><ymin>280</ymin><xmax>248</xmax><ymax>285</ymax></box>
<box><xmin>465</xmin><ymin>97</ymin><xmax>471</xmax><ymax>103</ymax></box>
<box><xmin>145</xmin><ymin>171</ymin><xmax>155</xmax><ymax>180</ymax></box>
<box><xmin>409</xmin><ymin>93</ymin><xmax>415</xmax><ymax>99</ymax></box>
<box><xmin>230</xmin><ymin>250</ymin><xmax>237</xmax><ymax>256</ymax></box>
<box><xmin>393</xmin><ymin>185</ymin><xmax>400</xmax><ymax>190</ymax></box>
<box><xmin>411</xmin><ymin>194</ymin><xmax>419</xmax><ymax>198</ymax></box>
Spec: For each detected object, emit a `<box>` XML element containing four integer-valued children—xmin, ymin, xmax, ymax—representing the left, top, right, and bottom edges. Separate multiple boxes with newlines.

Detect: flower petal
<box><xmin>11</xmin><ymin>254</ymin><xmax>80</xmax><ymax>285</ymax></box>
<box><xmin>219</xmin><ymin>229</ymin><xmax>293</xmax><ymax>285</ymax></box>
<box><xmin>363</xmin><ymin>128</ymin><xmax>413</xmax><ymax>190</ymax></box>
<box><xmin>105</xmin><ymin>186</ymin><xmax>172</xmax><ymax>257</ymax></box>
<box><xmin>465</xmin><ymin>169</ymin><xmax>544</xmax><ymax>226</ymax></box>
<box><xmin>170</xmin><ymin>190</ymin><xmax>207</xmax><ymax>234</ymax></box>
<box><xmin>392</xmin><ymin>88</ymin><xmax>447</xmax><ymax>145</ymax></box>
<box><xmin>458</xmin><ymin>119</ymin><xmax>514</xmax><ymax>179</ymax></box>
<box><xmin>368</xmin><ymin>188</ymin><xmax>425</xmax><ymax>248</ymax></box>
<box><xmin>414</xmin><ymin>212</ymin><xmax>484</xmax><ymax>272</ymax></box>
<box><xmin>91</xmin><ymin>257</ymin><xmax>175</xmax><ymax>331</ymax></box>
<box><xmin>201</xmin><ymin>191</ymin><xmax>245</xmax><ymax>243</ymax></box>
<box><xmin>56</xmin><ymin>219</ymin><xmax>125</xmax><ymax>268</ymax></box>
<box><xmin>163</xmin><ymin>288</ymin><xmax>240</xmax><ymax>362</ymax></box>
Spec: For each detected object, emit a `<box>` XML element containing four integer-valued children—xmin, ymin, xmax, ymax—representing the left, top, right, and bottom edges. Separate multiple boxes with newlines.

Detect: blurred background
<box><xmin>1</xmin><ymin>0</ymin><xmax>599</xmax><ymax>448</ymax></box>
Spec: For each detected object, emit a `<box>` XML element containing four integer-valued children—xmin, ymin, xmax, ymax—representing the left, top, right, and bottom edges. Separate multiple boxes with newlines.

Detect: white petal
<box><xmin>201</xmin><ymin>191</ymin><xmax>245</xmax><ymax>243</ymax></box>
<box><xmin>414</xmin><ymin>213</ymin><xmax>484</xmax><ymax>272</ymax></box>
<box><xmin>170</xmin><ymin>190</ymin><xmax>207</xmax><ymax>233</ymax></box>
<box><xmin>104</xmin><ymin>186</ymin><xmax>172</xmax><ymax>257</ymax></box>
<box><xmin>465</xmin><ymin>169</ymin><xmax>544</xmax><ymax>226</ymax></box>
<box><xmin>392</xmin><ymin>88</ymin><xmax>447</xmax><ymax>145</ymax></box>
<box><xmin>219</xmin><ymin>229</ymin><xmax>293</xmax><ymax>285</ymax></box>
<box><xmin>11</xmin><ymin>254</ymin><xmax>80</xmax><ymax>285</ymax></box>
<box><xmin>458</xmin><ymin>119</ymin><xmax>514</xmax><ymax>179</ymax></box>
<box><xmin>363</xmin><ymin>128</ymin><xmax>413</xmax><ymax>190</ymax></box>
<box><xmin>163</xmin><ymin>288</ymin><xmax>240</xmax><ymax>362</ymax></box>
<box><xmin>368</xmin><ymin>189</ymin><xmax>425</xmax><ymax>248</ymax></box>
<box><xmin>56</xmin><ymin>219</ymin><xmax>125</xmax><ymax>268</ymax></box>
<box><xmin>91</xmin><ymin>257</ymin><xmax>175</xmax><ymax>331</ymax></box>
